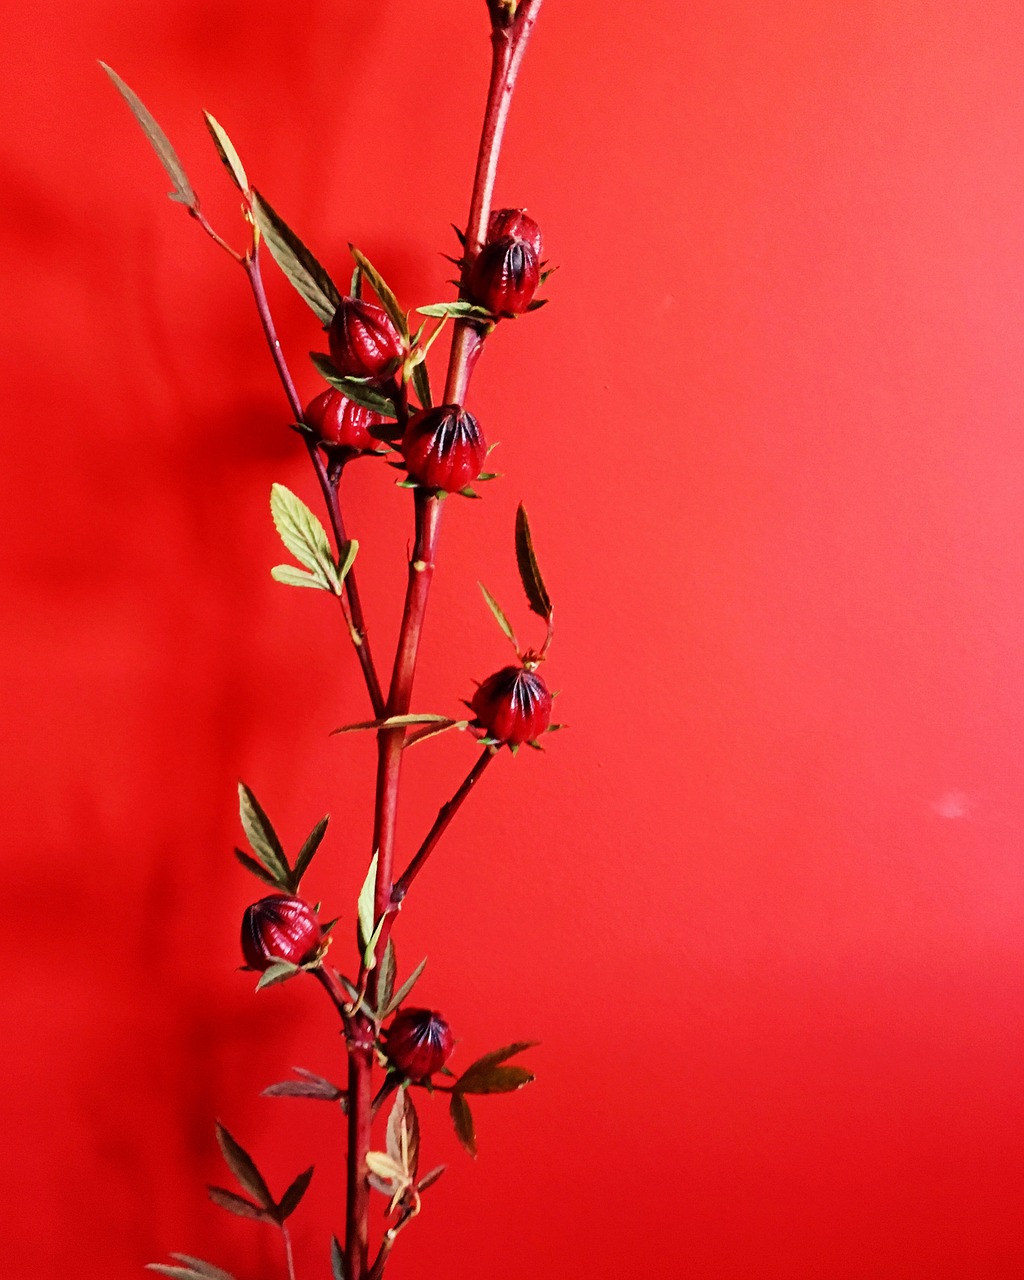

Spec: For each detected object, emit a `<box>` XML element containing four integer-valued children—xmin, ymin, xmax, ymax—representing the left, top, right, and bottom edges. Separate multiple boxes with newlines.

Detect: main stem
<box><xmin>345</xmin><ymin>6</ymin><xmax>543</xmax><ymax>1279</ymax></box>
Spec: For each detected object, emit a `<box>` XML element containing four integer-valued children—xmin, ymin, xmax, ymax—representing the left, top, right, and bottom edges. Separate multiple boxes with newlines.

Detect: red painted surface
<box><xmin>2</xmin><ymin>2</ymin><xmax>1023</xmax><ymax>1276</ymax></box>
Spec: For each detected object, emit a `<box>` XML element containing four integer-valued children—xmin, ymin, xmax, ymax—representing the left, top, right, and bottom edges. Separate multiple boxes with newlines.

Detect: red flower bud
<box><xmin>383</xmin><ymin>1008</ymin><xmax>455</xmax><ymax>1081</ymax></box>
<box><xmin>486</xmin><ymin>207</ymin><xmax>543</xmax><ymax>258</ymax></box>
<box><xmin>401</xmin><ymin>405</ymin><xmax>487</xmax><ymax>493</ymax></box>
<box><xmin>471</xmin><ymin>665</ymin><xmax>552</xmax><ymax>745</ymax></box>
<box><xmin>467</xmin><ymin>237</ymin><xmax>540</xmax><ymax>317</ymax></box>
<box><xmin>241</xmin><ymin>895</ymin><xmax>323</xmax><ymax>971</ymax></box>
<box><xmin>304</xmin><ymin>388</ymin><xmax>383</xmax><ymax>454</ymax></box>
<box><xmin>327</xmin><ymin>297</ymin><xmax>404</xmax><ymax>380</ymax></box>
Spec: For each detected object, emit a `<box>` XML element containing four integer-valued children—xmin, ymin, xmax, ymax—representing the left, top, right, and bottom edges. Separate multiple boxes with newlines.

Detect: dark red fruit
<box><xmin>401</xmin><ymin>404</ymin><xmax>487</xmax><ymax>493</ymax></box>
<box><xmin>304</xmin><ymin>388</ymin><xmax>383</xmax><ymax>454</ymax></box>
<box><xmin>327</xmin><ymin>297</ymin><xmax>404</xmax><ymax>380</ymax></box>
<box><xmin>486</xmin><ymin>207</ymin><xmax>543</xmax><ymax>257</ymax></box>
<box><xmin>241</xmin><ymin>895</ymin><xmax>322</xmax><ymax>971</ymax></box>
<box><xmin>471</xmin><ymin>665</ymin><xmax>552</xmax><ymax>745</ymax></box>
<box><xmin>383</xmin><ymin>1008</ymin><xmax>455</xmax><ymax>1081</ymax></box>
<box><xmin>467</xmin><ymin>236</ymin><xmax>540</xmax><ymax>317</ymax></box>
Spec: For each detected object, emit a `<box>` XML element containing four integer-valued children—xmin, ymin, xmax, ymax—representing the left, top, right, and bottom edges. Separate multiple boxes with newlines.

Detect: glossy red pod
<box><xmin>304</xmin><ymin>387</ymin><xmax>383</xmax><ymax>453</ymax></box>
<box><xmin>470</xmin><ymin>665</ymin><xmax>552</xmax><ymax>745</ymax></box>
<box><xmin>241</xmin><ymin>895</ymin><xmax>323</xmax><ymax>971</ymax></box>
<box><xmin>327</xmin><ymin>297</ymin><xmax>404</xmax><ymax>380</ymax></box>
<box><xmin>486</xmin><ymin>207</ymin><xmax>543</xmax><ymax>257</ymax></box>
<box><xmin>383</xmin><ymin>1008</ymin><xmax>455</xmax><ymax>1081</ymax></box>
<box><xmin>401</xmin><ymin>404</ymin><xmax>487</xmax><ymax>493</ymax></box>
<box><xmin>467</xmin><ymin>236</ymin><xmax>540</xmax><ymax>317</ymax></box>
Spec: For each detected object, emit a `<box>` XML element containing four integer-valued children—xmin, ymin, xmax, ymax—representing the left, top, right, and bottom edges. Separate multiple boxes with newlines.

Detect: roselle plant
<box><xmin>102</xmin><ymin>4</ymin><xmax>559</xmax><ymax>1280</ymax></box>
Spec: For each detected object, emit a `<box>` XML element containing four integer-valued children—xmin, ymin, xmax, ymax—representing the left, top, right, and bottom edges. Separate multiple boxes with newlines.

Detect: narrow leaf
<box><xmin>203</xmin><ymin>112</ymin><xmax>248</xmax><ymax>192</ymax></box>
<box><xmin>416</xmin><ymin>301</ymin><xmax>492</xmax><ymax>320</ymax></box>
<box><xmin>234</xmin><ymin>847</ymin><xmax>285</xmax><ymax>890</ymax></box>
<box><xmin>271</xmin><ymin>565</ymin><xmax>331</xmax><ymax>591</ymax></box>
<box><xmin>292</xmin><ymin>815</ymin><xmax>329</xmax><ymax>886</ymax></box>
<box><xmin>365</xmin><ymin>1151</ymin><xmax>406</xmax><ymax>1184</ymax></box>
<box><xmin>386</xmin><ymin>1090</ymin><xmax>419</xmax><ymax>1180</ymax></box>
<box><xmin>206</xmin><ymin>1187</ymin><xmax>268</xmax><ymax>1221</ymax></box>
<box><xmin>238</xmin><ymin>783</ymin><xmax>289</xmax><ymax>884</ymax></box>
<box><xmin>255</xmin><ymin>961</ymin><xmax>301</xmax><ymax>991</ymax></box>
<box><xmin>310</xmin><ymin>353</ymin><xmax>398</xmax><ymax>417</ymax></box>
<box><xmin>168</xmin><ymin>1256</ymin><xmax>236</xmax><ymax>1280</ymax></box>
<box><xmin>402</xmin><ymin>720</ymin><xmax>469</xmax><ymax>749</ymax></box>
<box><xmin>357</xmin><ymin>853</ymin><xmax>378</xmax><ymax>952</ymax></box>
<box><xmin>455</xmin><ymin>1063</ymin><xmax>535</xmax><ymax>1095</ymax></box>
<box><xmin>379</xmin><ymin>956</ymin><xmax>427</xmax><ymax>1019</ymax></box>
<box><xmin>458</xmin><ymin>1041</ymin><xmax>538</xmax><ymax>1077</ymax></box>
<box><xmin>417</xmin><ymin>1165</ymin><xmax>446</xmax><ymax>1193</ymax></box>
<box><xmin>277</xmin><ymin>1165</ymin><xmax>314</xmax><ymax>1219</ymax></box>
<box><xmin>251</xmin><ymin>190</ymin><xmax>341</xmax><ymax>323</ymax></box>
<box><xmin>377</xmin><ymin>939</ymin><xmax>397</xmax><ymax>1015</ymax></box>
<box><xmin>148</xmin><ymin>1268</ymin><xmax>209</xmax><ymax>1280</ymax></box>
<box><xmin>262</xmin><ymin>1077</ymin><xmax>344</xmax><ymax>1102</ymax></box>
<box><xmin>332</xmin><ymin>713</ymin><xmax>453</xmax><ymax>736</ymax></box>
<box><xmin>478</xmin><ymin>583</ymin><xmax>518</xmax><ymax>649</ymax></box>
<box><xmin>349</xmin><ymin>246</ymin><xmax>409</xmax><ymax>339</ymax></box>
<box><xmin>336</xmin><ymin>540</ymin><xmax>359</xmax><ymax>585</ymax></box>
<box><xmin>100</xmin><ymin>64</ymin><xmax>196</xmax><ymax>207</ymax></box>
<box><xmin>215</xmin><ymin>1123</ymin><xmax>274</xmax><ymax>1209</ymax></box>
<box><xmin>449</xmin><ymin>1092</ymin><xmax>477</xmax><ymax>1158</ymax></box>
<box><xmin>331</xmin><ymin>1238</ymin><xmax>345</xmax><ymax>1280</ymax></box>
<box><xmin>515</xmin><ymin>504</ymin><xmax>552</xmax><ymax>620</ymax></box>
<box><xmin>270</xmin><ymin>483</ymin><xmax>339</xmax><ymax>592</ymax></box>
<box><xmin>411</xmin><ymin>361</ymin><xmax>432</xmax><ymax>410</ymax></box>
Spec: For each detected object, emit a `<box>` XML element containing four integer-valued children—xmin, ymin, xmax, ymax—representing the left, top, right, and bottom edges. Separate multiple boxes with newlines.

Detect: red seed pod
<box><xmin>486</xmin><ymin>207</ymin><xmax>543</xmax><ymax>258</ymax></box>
<box><xmin>241</xmin><ymin>895</ymin><xmax>323</xmax><ymax>971</ymax></box>
<box><xmin>471</xmin><ymin>665</ymin><xmax>552</xmax><ymax>745</ymax></box>
<box><xmin>383</xmin><ymin>1008</ymin><xmax>455</xmax><ymax>1081</ymax></box>
<box><xmin>304</xmin><ymin>388</ymin><xmax>383</xmax><ymax>454</ymax></box>
<box><xmin>327</xmin><ymin>297</ymin><xmax>404</xmax><ymax>380</ymax></box>
<box><xmin>401</xmin><ymin>404</ymin><xmax>487</xmax><ymax>493</ymax></box>
<box><xmin>467</xmin><ymin>237</ymin><xmax>540</xmax><ymax>317</ymax></box>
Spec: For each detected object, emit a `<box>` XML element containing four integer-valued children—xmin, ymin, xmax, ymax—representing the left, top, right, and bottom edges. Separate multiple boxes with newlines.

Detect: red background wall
<box><xmin>2</xmin><ymin>1</ymin><xmax>1023</xmax><ymax>1276</ymax></box>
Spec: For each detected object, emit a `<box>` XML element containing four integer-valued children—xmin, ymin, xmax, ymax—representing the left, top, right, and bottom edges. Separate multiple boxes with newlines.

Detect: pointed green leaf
<box><xmin>238</xmin><ymin>782</ymin><xmax>290</xmax><ymax>884</ymax></box>
<box><xmin>263</xmin><ymin>1070</ymin><xmax>344</xmax><ymax>1102</ymax></box>
<box><xmin>412</xmin><ymin>361</ymin><xmax>432</xmax><ymax>410</ymax></box>
<box><xmin>216</xmin><ymin>1123</ymin><xmax>275</xmax><ymax>1209</ymax></box>
<box><xmin>271</xmin><ymin>565</ymin><xmax>332</xmax><ymax>591</ymax></box>
<box><xmin>291</xmin><ymin>815</ymin><xmax>329</xmax><ymax>887</ymax></box>
<box><xmin>337</xmin><ymin>540</ymin><xmax>359</xmax><ymax>585</ymax></box>
<box><xmin>203</xmin><ymin>112</ymin><xmax>248</xmax><ymax>193</ymax></box>
<box><xmin>100</xmin><ymin>64</ymin><xmax>197</xmax><ymax>208</ymax></box>
<box><xmin>349</xmin><ymin>246</ymin><xmax>409</xmax><ymax>339</ymax></box>
<box><xmin>379</xmin><ymin>955</ymin><xmax>427</xmax><ymax>1019</ymax></box>
<box><xmin>234</xmin><ymin>847</ymin><xmax>286</xmax><ymax>891</ymax></box>
<box><xmin>416</xmin><ymin>301</ymin><xmax>493</xmax><ymax>320</ymax></box>
<box><xmin>206</xmin><ymin>1187</ymin><xmax>269</xmax><ymax>1221</ymax></box>
<box><xmin>251</xmin><ymin>190</ymin><xmax>341</xmax><ymax>324</ymax></box>
<box><xmin>270</xmin><ymin>483</ymin><xmax>340</xmax><ymax>592</ymax></box>
<box><xmin>310</xmin><ymin>353</ymin><xmax>398</xmax><ymax>417</ymax></box>
<box><xmin>331</xmin><ymin>1238</ymin><xmax>345</xmax><ymax>1280</ymax></box>
<box><xmin>277</xmin><ymin>1165</ymin><xmax>314</xmax><ymax>1220</ymax></box>
<box><xmin>357</xmin><ymin>853</ymin><xmax>378</xmax><ymax>953</ymax></box>
<box><xmin>449</xmin><ymin>1092</ymin><xmax>477</xmax><ymax>1158</ymax></box>
<box><xmin>402</xmin><ymin>720</ymin><xmax>469</xmax><ymax>749</ymax></box>
<box><xmin>417</xmin><ymin>1164</ymin><xmax>446</xmax><ymax>1193</ymax></box>
<box><xmin>331</xmin><ymin>713</ymin><xmax>454</xmax><ymax>736</ymax></box>
<box><xmin>148</xmin><ymin>1268</ymin><xmax>210</xmax><ymax>1280</ymax></box>
<box><xmin>478</xmin><ymin>583</ymin><xmax>518</xmax><ymax>650</ymax></box>
<box><xmin>377</xmin><ymin>939</ymin><xmax>397</xmax><ymax>1014</ymax></box>
<box><xmin>515</xmin><ymin>504</ymin><xmax>552</xmax><ymax>621</ymax></box>
<box><xmin>255</xmin><ymin>960</ymin><xmax>301</xmax><ymax>991</ymax></box>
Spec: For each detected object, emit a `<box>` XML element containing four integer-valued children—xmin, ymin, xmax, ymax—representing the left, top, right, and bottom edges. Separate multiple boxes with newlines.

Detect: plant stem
<box><xmin>282</xmin><ymin>1223</ymin><xmax>297</xmax><ymax>1280</ymax></box>
<box><xmin>243</xmin><ymin>251</ymin><xmax>385</xmax><ymax>717</ymax></box>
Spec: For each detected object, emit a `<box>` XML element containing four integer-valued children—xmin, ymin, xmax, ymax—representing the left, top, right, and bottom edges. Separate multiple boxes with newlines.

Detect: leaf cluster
<box><xmin>235</xmin><ymin>781</ymin><xmax>328</xmax><ymax>897</ymax></box>
<box><xmin>207</xmin><ymin>1123</ymin><xmax>313</xmax><ymax>1226</ymax></box>
<box><xmin>446</xmin><ymin>1042</ymin><xmax>537</xmax><ymax>1158</ymax></box>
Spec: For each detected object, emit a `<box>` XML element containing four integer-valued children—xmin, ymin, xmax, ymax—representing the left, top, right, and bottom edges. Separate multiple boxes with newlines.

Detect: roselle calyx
<box><xmin>304</xmin><ymin>387</ymin><xmax>383</xmax><ymax>456</ymax></box>
<box><xmin>241</xmin><ymin>895</ymin><xmax>323</xmax><ymax>971</ymax></box>
<box><xmin>401</xmin><ymin>404</ymin><xmax>487</xmax><ymax>493</ymax></box>
<box><xmin>327</xmin><ymin>296</ymin><xmax>404</xmax><ymax>380</ymax></box>
<box><xmin>383</xmin><ymin>1008</ymin><xmax>455</xmax><ymax>1081</ymax></box>
<box><xmin>487</xmin><ymin>207</ymin><xmax>543</xmax><ymax>258</ymax></box>
<box><xmin>467</xmin><ymin>236</ymin><xmax>540</xmax><ymax>317</ymax></box>
<box><xmin>471</xmin><ymin>664</ymin><xmax>552</xmax><ymax>745</ymax></box>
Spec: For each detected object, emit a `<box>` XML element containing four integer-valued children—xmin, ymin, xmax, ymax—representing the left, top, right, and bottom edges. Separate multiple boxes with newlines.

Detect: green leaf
<box><xmin>337</xmin><ymin>540</ymin><xmax>359</xmax><ymax>585</ymax></box>
<box><xmin>357</xmin><ymin>852</ymin><xmax>378</xmax><ymax>954</ymax></box>
<box><xmin>100</xmin><ymin>63</ymin><xmax>197</xmax><ymax>208</ymax></box>
<box><xmin>515</xmin><ymin>503</ymin><xmax>552</xmax><ymax>621</ymax></box>
<box><xmin>331</xmin><ymin>1238</ymin><xmax>345</xmax><ymax>1280</ymax></box>
<box><xmin>331</xmin><ymin>713</ymin><xmax>454</xmax><ymax>736</ymax></box>
<box><xmin>411</xmin><ymin>360</ymin><xmax>432</xmax><ymax>410</ymax></box>
<box><xmin>203</xmin><ymin>112</ymin><xmax>248</xmax><ymax>193</ymax></box>
<box><xmin>238</xmin><ymin>783</ymin><xmax>290</xmax><ymax>885</ymax></box>
<box><xmin>455</xmin><ymin>1063</ymin><xmax>535</xmax><ymax>1095</ymax></box>
<box><xmin>216</xmin><ymin>1123</ymin><xmax>275</xmax><ymax>1209</ymax></box>
<box><xmin>255</xmin><ymin>961</ymin><xmax>301</xmax><ymax>991</ymax></box>
<box><xmin>416</xmin><ymin>301</ymin><xmax>493</xmax><ymax>320</ymax></box>
<box><xmin>310</xmin><ymin>353</ymin><xmax>398</xmax><ymax>417</ymax></box>
<box><xmin>478</xmin><ymin>583</ymin><xmax>518</xmax><ymax>650</ymax></box>
<box><xmin>167</xmin><ymin>1257</ymin><xmax>236</xmax><ymax>1280</ymax></box>
<box><xmin>206</xmin><ymin>1186</ymin><xmax>269</xmax><ymax>1221</ymax></box>
<box><xmin>401</xmin><ymin>719</ymin><xmax>469</xmax><ymax>749</ymax></box>
<box><xmin>270</xmin><ymin>483</ymin><xmax>342</xmax><ymax>593</ymax></box>
<box><xmin>449</xmin><ymin>1092</ymin><xmax>477</xmax><ymax>1158</ymax></box>
<box><xmin>362</xmin><ymin>916</ymin><xmax>386</xmax><ymax>972</ymax></box>
<box><xmin>234</xmin><ymin>847</ymin><xmax>285</xmax><ymax>891</ymax></box>
<box><xmin>379</xmin><ymin>955</ymin><xmax>427</xmax><ymax>1019</ymax></box>
<box><xmin>251</xmin><ymin>190</ymin><xmax>342</xmax><ymax>324</ymax></box>
<box><xmin>271</xmin><ymin>565</ymin><xmax>332</xmax><ymax>592</ymax></box>
<box><xmin>291</xmin><ymin>815</ymin><xmax>329</xmax><ymax>887</ymax></box>
<box><xmin>277</xmin><ymin>1166</ymin><xmax>314</xmax><ymax>1219</ymax></box>
<box><xmin>349</xmin><ymin>246</ymin><xmax>409</xmax><ymax>339</ymax></box>
<box><xmin>377</xmin><ymin>939</ymin><xmax>397</xmax><ymax>1015</ymax></box>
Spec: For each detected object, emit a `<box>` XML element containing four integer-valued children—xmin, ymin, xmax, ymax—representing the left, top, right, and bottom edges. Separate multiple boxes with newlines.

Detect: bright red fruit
<box><xmin>241</xmin><ymin>896</ymin><xmax>323</xmax><ymax>971</ymax></box>
<box><xmin>467</xmin><ymin>236</ymin><xmax>540</xmax><ymax>316</ymax></box>
<box><xmin>383</xmin><ymin>1008</ymin><xmax>455</xmax><ymax>1081</ymax></box>
<box><xmin>401</xmin><ymin>405</ymin><xmax>487</xmax><ymax>493</ymax></box>
<box><xmin>304</xmin><ymin>388</ymin><xmax>383</xmax><ymax>454</ymax></box>
<box><xmin>486</xmin><ymin>207</ymin><xmax>543</xmax><ymax>257</ymax></box>
<box><xmin>327</xmin><ymin>297</ymin><xmax>404</xmax><ymax>380</ymax></box>
<box><xmin>471</xmin><ymin>665</ymin><xmax>552</xmax><ymax>745</ymax></box>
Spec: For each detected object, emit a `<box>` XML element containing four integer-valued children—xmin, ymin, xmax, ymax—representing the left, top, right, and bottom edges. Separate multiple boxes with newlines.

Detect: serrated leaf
<box><xmin>234</xmin><ymin>847</ymin><xmax>285</xmax><ymax>890</ymax></box>
<box><xmin>455</xmin><ymin>1063</ymin><xmax>535</xmax><ymax>1095</ymax></box>
<box><xmin>357</xmin><ymin>853</ymin><xmax>378</xmax><ymax>953</ymax></box>
<box><xmin>379</xmin><ymin>956</ymin><xmax>427</xmax><ymax>1019</ymax></box>
<box><xmin>277</xmin><ymin>1165</ymin><xmax>314</xmax><ymax>1219</ymax></box>
<box><xmin>515</xmin><ymin>504</ymin><xmax>552</xmax><ymax>621</ymax></box>
<box><xmin>270</xmin><ymin>483</ymin><xmax>340</xmax><ymax>593</ymax></box>
<box><xmin>291</xmin><ymin>815</ymin><xmax>329</xmax><ymax>887</ymax></box>
<box><xmin>271</xmin><ymin>565</ymin><xmax>332</xmax><ymax>592</ymax></box>
<box><xmin>331</xmin><ymin>1237</ymin><xmax>345</xmax><ymax>1280</ymax></box>
<box><xmin>100</xmin><ymin>64</ymin><xmax>196</xmax><ymax>208</ymax></box>
<box><xmin>215</xmin><ymin>1124</ymin><xmax>274</xmax><ymax>1209</ymax></box>
<box><xmin>377</xmin><ymin>939</ymin><xmax>397</xmax><ymax>1014</ymax></box>
<box><xmin>207</xmin><ymin>1186</ymin><xmax>269</xmax><ymax>1221</ymax></box>
<box><xmin>168</xmin><ymin>1255</ymin><xmax>236</xmax><ymax>1280</ymax></box>
<box><xmin>349</xmin><ymin>246</ymin><xmax>408</xmax><ymax>339</ymax></box>
<box><xmin>310</xmin><ymin>353</ymin><xmax>398</xmax><ymax>417</ymax></box>
<box><xmin>251</xmin><ymin>190</ymin><xmax>341</xmax><ymax>324</ymax></box>
<box><xmin>416</xmin><ymin>301</ymin><xmax>493</xmax><ymax>320</ymax></box>
<box><xmin>238</xmin><ymin>783</ymin><xmax>290</xmax><ymax>884</ymax></box>
<box><xmin>255</xmin><ymin>961</ymin><xmax>301</xmax><ymax>991</ymax></box>
<box><xmin>478</xmin><ymin>583</ymin><xmax>518</xmax><ymax>650</ymax></box>
<box><xmin>203</xmin><ymin>112</ymin><xmax>248</xmax><ymax>193</ymax></box>
<box><xmin>449</xmin><ymin>1092</ymin><xmax>477</xmax><ymax>1158</ymax></box>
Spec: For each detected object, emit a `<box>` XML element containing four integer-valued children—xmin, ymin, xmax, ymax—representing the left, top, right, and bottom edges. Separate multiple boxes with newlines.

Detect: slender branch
<box><xmin>243</xmin><ymin>250</ymin><xmax>385</xmax><ymax>716</ymax></box>
<box><xmin>281</xmin><ymin>1224</ymin><xmax>297</xmax><ymax>1280</ymax></box>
